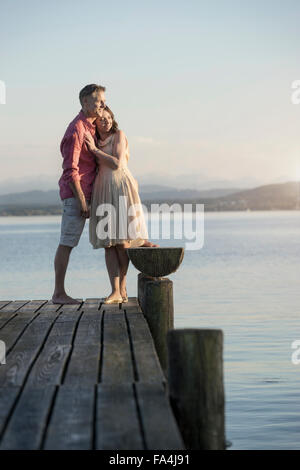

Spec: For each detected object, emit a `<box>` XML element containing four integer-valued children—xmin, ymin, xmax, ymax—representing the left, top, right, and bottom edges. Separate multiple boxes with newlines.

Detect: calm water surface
<box><xmin>0</xmin><ymin>210</ymin><xmax>299</xmax><ymax>449</ymax></box>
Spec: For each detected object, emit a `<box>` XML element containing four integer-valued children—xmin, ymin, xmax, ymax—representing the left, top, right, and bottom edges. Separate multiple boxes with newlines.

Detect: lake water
<box><xmin>0</xmin><ymin>210</ymin><xmax>300</xmax><ymax>450</ymax></box>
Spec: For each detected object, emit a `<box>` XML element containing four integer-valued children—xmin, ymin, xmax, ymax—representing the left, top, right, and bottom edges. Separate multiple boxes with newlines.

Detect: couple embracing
<box><xmin>52</xmin><ymin>84</ymin><xmax>158</xmax><ymax>305</ymax></box>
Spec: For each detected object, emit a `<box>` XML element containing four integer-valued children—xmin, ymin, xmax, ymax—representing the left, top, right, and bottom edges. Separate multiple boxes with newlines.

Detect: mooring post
<box><xmin>137</xmin><ymin>273</ymin><xmax>173</xmax><ymax>374</ymax></box>
<box><xmin>166</xmin><ymin>328</ymin><xmax>225</xmax><ymax>450</ymax></box>
<box><xmin>127</xmin><ymin>247</ymin><xmax>184</xmax><ymax>376</ymax></box>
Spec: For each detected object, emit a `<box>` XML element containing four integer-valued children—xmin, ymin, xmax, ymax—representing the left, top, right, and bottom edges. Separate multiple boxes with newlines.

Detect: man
<box><xmin>52</xmin><ymin>84</ymin><xmax>106</xmax><ymax>304</ymax></box>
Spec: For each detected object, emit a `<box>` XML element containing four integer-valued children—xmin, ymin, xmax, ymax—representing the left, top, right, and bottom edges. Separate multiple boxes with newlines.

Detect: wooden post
<box><xmin>166</xmin><ymin>329</ymin><xmax>225</xmax><ymax>450</ymax></box>
<box><xmin>138</xmin><ymin>273</ymin><xmax>174</xmax><ymax>376</ymax></box>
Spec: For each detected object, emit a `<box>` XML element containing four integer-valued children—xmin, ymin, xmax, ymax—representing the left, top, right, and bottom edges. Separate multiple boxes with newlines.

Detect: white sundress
<box><xmin>89</xmin><ymin>131</ymin><xmax>149</xmax><ymax>249</ymax></box>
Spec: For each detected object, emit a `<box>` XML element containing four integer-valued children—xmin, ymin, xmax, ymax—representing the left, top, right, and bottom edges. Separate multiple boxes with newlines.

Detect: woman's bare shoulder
<box><xmin>115</xmin><ymin>129</ymin><xmax>127</xmax><ymax>141</ymax></box>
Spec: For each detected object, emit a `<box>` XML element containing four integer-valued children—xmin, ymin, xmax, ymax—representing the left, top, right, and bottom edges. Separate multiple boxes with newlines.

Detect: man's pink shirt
<box><xmin>58</xmin><ymin>110</ymin><xmax>97</xmax><ymax>201</ymax></box>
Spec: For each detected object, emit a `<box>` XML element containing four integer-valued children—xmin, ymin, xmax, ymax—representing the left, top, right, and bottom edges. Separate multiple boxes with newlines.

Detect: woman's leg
<box><xmin>104</xmin><ymin>246</ymin><xmax>122</xmax><ymax>300</ymax></box>
<box><xmin>116</xmin><ymin>242</ymin><xmax>130</xmax><ymax>298</ymax></box>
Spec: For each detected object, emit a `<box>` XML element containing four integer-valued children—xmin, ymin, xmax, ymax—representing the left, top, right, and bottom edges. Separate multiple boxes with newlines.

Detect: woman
<box><xmin>84</xmin><ymin>106</ymin><xmax>159</xmax><ymax>304</ymax></box>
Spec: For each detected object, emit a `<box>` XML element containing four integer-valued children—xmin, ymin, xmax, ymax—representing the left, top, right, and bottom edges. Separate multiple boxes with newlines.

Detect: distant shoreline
<box><xmin>0</xmin><ymin>181</ymin><xmax>299</xmax><ymax>215</ymax></box>
<box><xmin>0</xmin><ymin>205</ymin><xmax>299</xmax><ymax>216</ymax></box>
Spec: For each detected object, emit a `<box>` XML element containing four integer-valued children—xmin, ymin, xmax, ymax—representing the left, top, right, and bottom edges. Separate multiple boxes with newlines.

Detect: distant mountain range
<box><xmin>214</xmin><ymin>181</ymin><xmax>300</xmax><ymax>210</ymax></box>
<box><xmin>0</xmin><ymin>186</ymin><xmax>241</xmax><ymax>206</ymax></box>
<box><xmin>0</xmin><ymin>173</ymin><xmax>293</xmax><ymax>196</ymax></box>
<box><xmin>139</xmin><ymin>185</ymin><xmax>241</xmax><ymax>200</ymax></box>
<box><xmin>0</xmin><ymin>181</ymin><xmax>299</xmax><ymax>215</ymax></box>
<box><xmin>145</xmin><ymin>181</ymin><xmax>300</xmax><ymax>211</ymax></box>
<box><xmin>0</xmin><ymin>190</ymin><xmax>61</xmax><ymax>206</ymax></box>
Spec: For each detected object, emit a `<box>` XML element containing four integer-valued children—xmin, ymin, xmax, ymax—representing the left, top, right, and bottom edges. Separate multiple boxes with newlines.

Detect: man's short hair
<box><xmin>79</xmin><ymin>84</ymin><xmax>106</xmax><ymax>105</ymax></box>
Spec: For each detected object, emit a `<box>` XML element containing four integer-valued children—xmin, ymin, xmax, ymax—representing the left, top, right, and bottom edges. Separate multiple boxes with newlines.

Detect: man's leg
<box><xmin>52</xmin><ymin>197</ymin><xmax>86</xmax><ymax>304</ymax></box>
<box><xmin>52</xmin><ymin>244</ymin><xmax>80</xmax><ymax>304</ymax></box>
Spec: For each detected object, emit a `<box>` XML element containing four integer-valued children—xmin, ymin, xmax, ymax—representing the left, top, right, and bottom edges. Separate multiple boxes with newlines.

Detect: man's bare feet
<box><xmin>141</xmin><ymin>240</ymin><xmax>159</xmax><ymax>247</ymax></box>
<box><xmin>52</xmin><ymin>294</ymin><xmax>81</xmax><ymax>305</ymax></box>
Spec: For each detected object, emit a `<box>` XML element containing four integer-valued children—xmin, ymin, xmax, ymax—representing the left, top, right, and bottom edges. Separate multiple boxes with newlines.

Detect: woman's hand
<box><xmin>84</xmin><ymin>132</ymin><xmax>96</xmax><ymax>152</ymax></box>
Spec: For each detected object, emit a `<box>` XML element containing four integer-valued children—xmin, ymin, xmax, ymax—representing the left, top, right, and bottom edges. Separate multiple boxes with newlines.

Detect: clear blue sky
<box><xmin>1</xmin><ymin>0</ymin><xmax>300</xmax><ymax>189</ymax></box>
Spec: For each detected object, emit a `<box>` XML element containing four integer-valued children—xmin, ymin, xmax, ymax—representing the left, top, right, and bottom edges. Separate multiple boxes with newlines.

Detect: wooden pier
<box><xmin>0</xmin><ymin>298</ymin><xmax>185</xmax><ymax>450</ymax></box>
<box><xmin>0</xmin><ymin>248</ymin><xmax>225</xmax><ymax>450</ymax></box>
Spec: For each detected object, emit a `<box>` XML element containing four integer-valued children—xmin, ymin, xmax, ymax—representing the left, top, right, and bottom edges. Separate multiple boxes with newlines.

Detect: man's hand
<box><xmin>68</xmin><ymin>181</ymin><xmax>90</xmax><ymax>218</ymax></box>
<box><xmin>80</xmin><ymin>199</ymin><xmax>90</xmax><ymax>219</ymax></box>
<box><xmin>84</xmin><ymin>132</ymin><xmax>96</xmax><ymax>152</ymax></box>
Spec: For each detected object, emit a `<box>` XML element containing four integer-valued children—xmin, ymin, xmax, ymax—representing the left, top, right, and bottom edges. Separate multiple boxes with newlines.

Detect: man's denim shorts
<box><xmin>59</xmin><ymin>197</ymin><xmax>90</xmax><ymax>247</ymax></box>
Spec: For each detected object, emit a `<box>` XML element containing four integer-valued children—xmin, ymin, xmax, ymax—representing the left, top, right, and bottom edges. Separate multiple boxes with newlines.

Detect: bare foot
<box><xmin>105</xmin><ymin>292</ymin><xmax>122</xmax><ymax>302</ymax></box>
<box><xmin>52</xmin><ymin>294</ymin><xmax>81</xmax><ymax>305</ymax></box>
<box><xmin>141</xmin><ymin>240</ymin><xmax>159</xmax><ymax>247</ymax></box>
<box><xmin>120</xmin><ymin>288</ymin><xmax>127</xmax><ymax>298</ymax></box>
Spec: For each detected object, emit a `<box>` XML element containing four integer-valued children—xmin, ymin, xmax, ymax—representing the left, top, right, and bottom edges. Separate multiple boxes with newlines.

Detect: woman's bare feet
<box><xmin>104</xmin><ymin>291</ymin><xmax>122</xmax><ymax>303</ymax></box>
<box><xmin>120</xmin><ymin>287</ymin><xmax>127</xmax><ymax>298</ymax></box>
<box><xmin>141</xmin><ymin>240</ymin><xmax>159</xmax><ymax>247</ymax></box>
<box><xmin>52</xmin><ymin>293</ymin><xmax>81</xmax><ymax>305</ymax></box>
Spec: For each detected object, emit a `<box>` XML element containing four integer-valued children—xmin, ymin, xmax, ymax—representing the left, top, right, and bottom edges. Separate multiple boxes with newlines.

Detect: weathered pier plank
<box><xmin>101</xmin><ymin>311</ymin><xmax>134</xmax><ymax>383</ymax></box>
<box><xmin>0</xmin><ymin>300</ymin><xmax>30</xmax><ymax>313</ymax></box>
<box><xmin>74</xmin><ymin>310</ymin><xmax>102</xmax><ymax>344</ymax></box>
<box><xmin>63</xmin><ymin>344</ymin><xmax>101</xmax><ymax>386</ymax></box>
<box><xmin>0</xmin><ymin>385</ymin><xmax>57</xmax><ymax>450</ymax></box>
<box><xmin>126</xmin><ymin>313</ymin><xmax>166</xmax><ymax>383</ymax></box>
<box><xmin>43</xmin><ymin>385</ymin><xmax>95</xmax><ymax>450</ymax></box>
<box><xmin>26</xmin><ymin>345</ymin><xmax>72</xmax><ymax>387</ymax></box>
<box><xmin>135</xmin><ymin>382</ymin><xmax>185</xmax><ymax>450</ymax></box>
<box><xmin>0</xmin><ymin>301</ymin><xmax>12</xmax><ymax>310</ymax></box>
<box><xmin>95</xmin><ymin>383</ymin><xmax>144</xmax><ymax>450</ymax></box>
<box><xmin>0</xmin><ymin>300</ymin><xmax>47</xmax><ymax>329</ymax></box>
<box><xmin>0</xmin><ymin>387</ymin><xmax>21</xmax><ymax>437</ymax></box>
